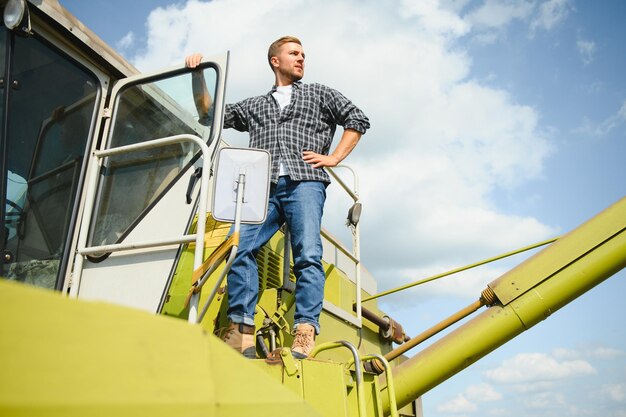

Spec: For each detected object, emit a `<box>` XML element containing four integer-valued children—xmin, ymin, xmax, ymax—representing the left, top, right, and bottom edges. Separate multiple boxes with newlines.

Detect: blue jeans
<box><xmin>227</xmin><ymin>176</ymin><xmax>327</xmax><ymax>334</ymax></box>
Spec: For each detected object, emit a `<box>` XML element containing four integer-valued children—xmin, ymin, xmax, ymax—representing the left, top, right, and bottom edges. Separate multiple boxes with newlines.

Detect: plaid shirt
<box><xmin>224</xmin><ymin>81</ymin><xmax>370</xmax><ymax>183</ymax></box>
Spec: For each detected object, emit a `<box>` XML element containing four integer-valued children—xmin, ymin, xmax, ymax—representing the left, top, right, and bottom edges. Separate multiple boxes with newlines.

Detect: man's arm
<box><xmin>302</xmin><ymin>128</ymin><xmax>362</xmax><ymax>168</ymax></box>
<box><xmin>185</xmin><ymin>53</ymin><xmax>213</xmax><ymax>121</ymax></box>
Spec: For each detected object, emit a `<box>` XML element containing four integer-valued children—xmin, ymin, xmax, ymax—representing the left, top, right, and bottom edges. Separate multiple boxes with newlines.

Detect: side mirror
<box><xmin>211</xmin><ymin>147</ymin><xmax>271</xmax><ymax>224</ymax></box>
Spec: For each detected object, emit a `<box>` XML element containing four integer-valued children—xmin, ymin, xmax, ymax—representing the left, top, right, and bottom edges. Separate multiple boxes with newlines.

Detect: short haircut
<box><xmin>267</xmin><ymin>35</ymin><xmax>302</xmax><ymax>69</ymax></box>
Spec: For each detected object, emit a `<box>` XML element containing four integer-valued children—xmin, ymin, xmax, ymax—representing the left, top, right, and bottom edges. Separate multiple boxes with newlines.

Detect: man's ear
<box><xmin>270</xmin><ymin>56</ymin><xmax>279</xmax><ymax>68</ymax></box>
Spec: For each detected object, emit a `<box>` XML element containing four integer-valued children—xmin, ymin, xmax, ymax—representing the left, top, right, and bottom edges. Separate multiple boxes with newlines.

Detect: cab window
<box><xmin>89</xmin><ymin>69</ymin><xmax>217</xmax><ymax>247</ymax></box>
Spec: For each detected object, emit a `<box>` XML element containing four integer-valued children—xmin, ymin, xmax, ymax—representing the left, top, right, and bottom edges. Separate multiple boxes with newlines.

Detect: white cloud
<box><xmin>461</xmin><ymin>0</ymin><xmax>572</xmax><ymax>43</ymax></box>
<box><xmin>437</xmin><ymin>383</ymin><xmax>501</xmax><ymax>415</ymax></box>
<box><xmin>400</xmin><ymin>0</ymin><xmax>470</xmax><ymax>38</ymax></box>
<box><xmin>554</xmin><ymin>345</ymin><xmax>626</xmax><ymax>361</ymax></box>
<box><xmin>600</xmin><ymin>384</ymin><xmax>626</xmax><ymax>403</ymax></box>
<box><xmin>484</xmin><ymin>352</ymin><xmax>596</xmax><ymax>384</ymax></box>
<box><xmin>587</xmin><ymin>346</ymin><xmax>626</xmax><ymax>360</ymax></box>
<box><xmin>529</xmin><ymin>0</ymin><xmax>573</xmax><ymax>35</ymax></box>
<box><xmin>511</xmin><ymin>380</ymin><xmax>555</xmax><ymax>393</ymax></box>
<box><xmin>577</xmin><ymin>39</ymin><xmax>596</xmax><ymax>65</ymax></box>
<box><xmin>465</xmin><ymin>383</ymin><xmax>502</xmax><ymax>401</ymax></box>
<box><xmin>440</xmin><ymin>0</ymin><xmax>473</xmax><ymax>14</ymax></box>
<box><xmin>552</xmin><ymin>347</ymin><xmax>580</xmax><ymax>360</ymax></box>
<box><xmin>465</xmin><ymin>0</ymin><xmax>534</xmax><ymax>29</ymax></box>
<box><xmin>130</xmin><ymin>0</ymin><xmax>556</xmax><ymax>300</ymax></box>
<box><xmin>437</xmin><ymin>393</ymin><xmax>477</xmax><ymax>413</ymax></box>
<box><xmin>523</xmin><ymin>391</ymin><xmax>566</xmax><ymax>409</ymax></box>
<box><xmin>576</xmin><ymin>100</ymin><xmax>626</xmax><ymax>136</ymax></box>
<box><xmin>116</xmin><ymin>31</ymin><xmax>135</xmax><ymax>51</ymax></box>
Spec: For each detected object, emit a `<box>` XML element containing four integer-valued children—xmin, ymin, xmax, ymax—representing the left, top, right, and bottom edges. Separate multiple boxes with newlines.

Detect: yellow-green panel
<box><xmin>301</xmin><ymin>360</ymin><xmax>349</xmax><ymax>417</ymax></box>
<box><xmin>161</xmin><ymin>214</ymin><xmax>231</xmax><ymax>320</ymax></box>
<box><xmin>322</xmin><ymin>263</ymin><xmax>342</xmax><ymax>306</ymax></box>
<box><xmin>0</xmin><ymin>280</ymin><xmax>322</xmax><ymax>417</ymax></box>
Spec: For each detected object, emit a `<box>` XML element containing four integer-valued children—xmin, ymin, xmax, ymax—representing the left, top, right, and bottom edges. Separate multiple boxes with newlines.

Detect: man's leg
<box><xmin>281</xmin><ymin>179</ymin><xmax>327</xmax><ymax>357</ymax></box>
<box><xmin>224</xmin><ymin>182</ymin><xmax>284</xmax><ymax>356</ymax></box>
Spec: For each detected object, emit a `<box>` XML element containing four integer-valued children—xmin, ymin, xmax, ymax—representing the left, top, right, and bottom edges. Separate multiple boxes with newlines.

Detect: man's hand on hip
<box><xmin>302</xmin><ymin>151</ymin><xmax>340</xmax><ymax>168</ymax></box>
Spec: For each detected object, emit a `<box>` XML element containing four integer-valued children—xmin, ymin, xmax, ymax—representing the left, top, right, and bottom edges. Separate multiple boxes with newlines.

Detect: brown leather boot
<box><xmin>222</xmin><ymin>322</ymin><xmax>256</xmax><ymax>359</ymax></box>
<box><xmin>291</xmin><ymin>323</ymin><xmax>316</xmax><ymax>359</ymax></box>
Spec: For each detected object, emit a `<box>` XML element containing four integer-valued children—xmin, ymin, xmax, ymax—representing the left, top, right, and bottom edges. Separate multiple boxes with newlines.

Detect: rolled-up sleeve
<box><xmin>324</xmin><ymin>86</ymin><xmax>370</xmax><ymax>134</ymax></box>
<box><xmin>224</xmin><ymin>101</ymin><xmax>250</xmax><ymax>132</ymax></box>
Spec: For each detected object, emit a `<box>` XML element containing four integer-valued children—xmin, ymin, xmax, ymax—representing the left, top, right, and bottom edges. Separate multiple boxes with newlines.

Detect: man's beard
<box><xmin>280</xmin><ymin>67</ymin><xmax>303</xmax><ymax>82</ymax></box>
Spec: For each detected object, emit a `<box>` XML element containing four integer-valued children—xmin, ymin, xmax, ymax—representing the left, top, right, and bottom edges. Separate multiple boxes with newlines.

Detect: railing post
<box><xmin>327</xmin><ymin>165</ymin><xmax>362</xmax><ymax>324</ymax></box>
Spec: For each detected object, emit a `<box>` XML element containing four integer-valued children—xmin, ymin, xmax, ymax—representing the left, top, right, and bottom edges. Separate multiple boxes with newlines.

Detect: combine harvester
<box><xmin>1</xmin><ymin>1</ymin><xmax>625</xmax><ymax>416</ymax></box>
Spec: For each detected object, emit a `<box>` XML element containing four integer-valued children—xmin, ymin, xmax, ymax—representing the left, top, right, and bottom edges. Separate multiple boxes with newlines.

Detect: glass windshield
<box><xmin>1</xmin><ymin>31</ymin><xmax>98</xmax><ymax>289</ymax></box>
<box><xmin>89</xmin><ymin>67</ymin><xmax>217</xmax><ymax>247</ymax></box>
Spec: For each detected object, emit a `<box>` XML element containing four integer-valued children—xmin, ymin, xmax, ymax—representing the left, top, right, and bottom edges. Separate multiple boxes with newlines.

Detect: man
<box><xmin>185</xmin><ymin>36</ymin><xmax>369</xmax><ymax>359</ymax></box>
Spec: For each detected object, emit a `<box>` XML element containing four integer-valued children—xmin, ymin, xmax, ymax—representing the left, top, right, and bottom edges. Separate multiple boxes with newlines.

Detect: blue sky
<box><xmin>62</xmin><ymin>1</ymin><xmax>625</xmax><ymax>416</ymax></box>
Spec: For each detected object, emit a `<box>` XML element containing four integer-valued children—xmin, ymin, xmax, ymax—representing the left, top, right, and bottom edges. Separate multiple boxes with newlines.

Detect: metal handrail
<box><xmin>70</xmin><ymin>134</ymin><xmax>212</xmax><ymax>298</ymax></box>
<box><xmin>320</xmin><ymin>229</ymin><xmax>359</xmax><ymax>263</ymax></box>
<box><xmin>78</xmin><ymin>235</ymin><xmax>197</xmax><ymax>255</ymax></box>
<box><xmin>327</xmin><ymin>165</ymin><xmax>359</xmax><ymax>202</ymax></box>
<box><xmin>357</xmin><ymin>354</ymin><xmax>399</xmax><ymax>417</ymax></box>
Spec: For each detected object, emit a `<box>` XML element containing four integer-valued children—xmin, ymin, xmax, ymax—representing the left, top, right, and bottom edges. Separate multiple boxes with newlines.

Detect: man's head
<box><xmin>268</xmin><ymin>35</ymin><xmax>305</xmax><ymax>85</ymax></box>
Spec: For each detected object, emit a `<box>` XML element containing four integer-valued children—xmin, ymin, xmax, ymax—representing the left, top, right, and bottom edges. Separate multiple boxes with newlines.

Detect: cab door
<box><xmin>71</xmin><ymin>55</ymin><xmax>228</xmax><ymax>312</ymax></box>
<box><xmin>0</xmin><ymin>24</ymin><xmax>106</xmax><ymax>291</ymax></box>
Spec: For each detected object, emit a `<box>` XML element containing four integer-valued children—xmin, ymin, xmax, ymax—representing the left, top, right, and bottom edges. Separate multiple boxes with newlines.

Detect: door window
<box><xmin>89</xmin><ymin>67</ymin><xmax>218</xmax><ymax>247</ymax></box>
<box><xmin>1</xmin><ymin>29</ymin><xmax>99</xmax><ymax>289</ymax></box>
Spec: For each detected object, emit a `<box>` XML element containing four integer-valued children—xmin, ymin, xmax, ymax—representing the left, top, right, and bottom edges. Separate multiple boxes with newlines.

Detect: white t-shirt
<box><xmin>272</xmin><ymin>85</ymin><xmax>292</xmax><ymax>176</ymax></box>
